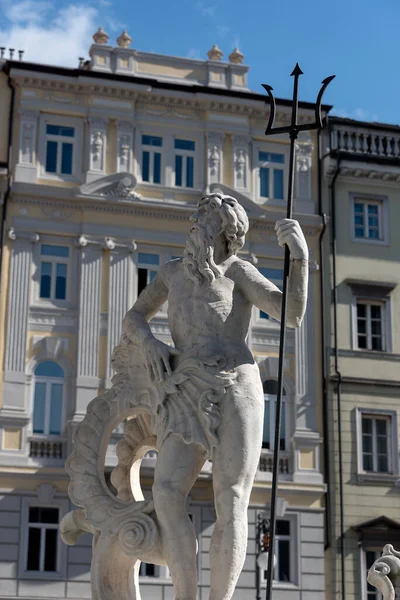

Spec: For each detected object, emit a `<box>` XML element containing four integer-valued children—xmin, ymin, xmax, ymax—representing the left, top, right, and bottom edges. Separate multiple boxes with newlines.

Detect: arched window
<box><xmin>32</xmin><ymin>361</ymin><xmax>64</xmax><ymax>436</ymax></box>
<box><xmin>263</xmin><ymin>379</ymin><xmax>286</xmax><ymax>451</ymax></box>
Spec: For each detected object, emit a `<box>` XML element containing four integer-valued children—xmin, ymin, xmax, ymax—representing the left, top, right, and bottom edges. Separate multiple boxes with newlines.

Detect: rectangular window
<box><xmin>258</xmin><ymin>151</ymin><xmax>285</xmax><ymax>201</ymax></box>
<box><xmin>263</xmin><ymin>385</ymin><xmax>286</xmax><ymax>452</ymax></box>
<box><xmin>356</xmin><ymin>300</ymin><xmax>385</xmax><ymax>351</ymax></box>
<box><xmin>365</xmin><ymin>550</ymin><xmax>383</xmax><ymax>600</ymax></box>
<box><xmin>44</xmin><ymin>124</ymin><xmax>75</xmax><ymax>176</ymax></box>
<box><xmin>141</xmin><ymin>135</ymin><xmax>163</xmax><ymax>184</ymax></box>
<box><xmin>262</xmin><ymin>518</ymin><xmax>294</xmax><ymax>584</ymax></box>
<box><xmin>26</xmin><ymin>506</ymin><xmax>59</xmax><ymax>573</ymax></box>
<box><xmin>361</xmin><ymin>415</ymin><xmax>391</xmax><ymax>474</ymax></box>
<box><xmin>174</xmin><ymin>139</ymin><xmax>195</xmax><ymax>188</ymax></box>
<box><xmin>39</xmin><ymin>244</ymin><xmax>70</xmax><ymax>302</ymax></box>
<box><xmin>137</xmin><ymin>252</ymin><xmax>160</xmax><ymax>297</ymax></box>
<box><xmin>354</xmin><ymin>199</ymin><xmax>383</xmax><ymax>241</ymax></box>
<box><xmin>258</xmin><ymin>268</ymin><xmax>283</xmax><ymax>320</ymax></box>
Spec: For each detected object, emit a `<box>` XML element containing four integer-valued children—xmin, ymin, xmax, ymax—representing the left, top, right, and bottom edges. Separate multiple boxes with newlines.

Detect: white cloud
<box><xmin>332</xmin><ymin>107</ymin><xmax>379</xmax><ymax>123</ymax></box>
<box><xmin>196</xmin><ymin>1</ymin><xmax>216</xmax><ymax>17</ymax></box>
<box><xmin>0</xmin><ymin>2</ymin><xmax>99</xmax><ymax>67</ymax></box>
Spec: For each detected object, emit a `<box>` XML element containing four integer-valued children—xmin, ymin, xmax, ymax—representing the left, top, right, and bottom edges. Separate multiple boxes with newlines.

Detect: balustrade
<box><xmin>29</xmin><ymin>438</ymin><xmax>65</xmax><ymax>459</ymax></box>
<box><xmin>331</xmin><ymin>127</ymin><xmax>400</xmax><ymax>159</ymax></box>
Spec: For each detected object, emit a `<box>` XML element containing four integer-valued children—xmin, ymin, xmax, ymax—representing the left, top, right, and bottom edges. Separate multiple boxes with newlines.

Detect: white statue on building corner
<box><xmin>60</xmin><ymin>192</ymin><xmax>309</xmax><ymax>600</ymax></box>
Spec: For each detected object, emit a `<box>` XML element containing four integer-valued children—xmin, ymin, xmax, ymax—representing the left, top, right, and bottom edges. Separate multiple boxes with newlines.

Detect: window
<box><xmin>174</xmin><ymin>139</ymin><xmax>195</xmax><ymax>188</ymax></box>
<box><xmin>139</xmin><ymin>563</ymin><xmax>170</xmax><ymax>578</ymax></box>
<box><xmin>45</xmin><ymin>124</ymin><xmax>75</xmax><ymax>176</ymax></box>
<box><xmin>361</xmin><ymin>414</ymin><xmax>391</xmax><ymax>474</ymax></box>
<box><xmin>364</xmin><ymin>550</ymin><xmax>383</xmax><ymax>600</ymax></box>
<box><xmin>32</xmin><ymin>362</ymin><xmax>64</xmax><ymax>436</ymax></box>
<box><xmin>263</xmin><ymin>380</ymin><xmax>286</xmax><ymax>451</ymax></box>
<box><xmin>39</xmin><ymin>244</ymin><xmax>69</xmax><ymax>301</ymax></box>
<box><xmin>353</xmin><ymin>199</ymin><xmax>383</xmax><ymax>241</ymax></box>
<box><xmin>141</xmin><ymin>135</ymin><xmax>163</xmax><ymax>184</ymax></box>
<box><xmin>258</xmin><ymin>268</ymin><xmax>283</xmax><ymax>320</ymax></box>
<box><xmin>262</xmin><ymin>518</ymin><xmax>294</xmax><ymax>584</ymax></box>
<box><xmin>258</xmin><ymin>151</ymin><xmax>285</xmax><ymax>201</ymax></box>
<box><xmin>356</xmin><ymin>300</ymin><xmax>385</xmax><ymax>351</ymax></box>
<box><xmin>26</xmin><ymin>506</ymin><xmax>59</xmax><ymax>573</ymax></box>
<box><xmin>137</xmin><ymin>252</ymin><xmax>160</xmax><ymax>297</ymax></box>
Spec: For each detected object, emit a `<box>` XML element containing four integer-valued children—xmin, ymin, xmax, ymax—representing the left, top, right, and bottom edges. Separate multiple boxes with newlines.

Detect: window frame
<box><xmin>19</xmin><ymin>496</ymin><xmax>69</xmax><ymax>580</ymax></box>
<box><xmin>356</xmin><ymin>408</ymin><xmax>399</xmax><ymax>480</ymax></box>
<box><xmin>139</xmin><ymin>133</ymin><xmax>164</xmax><ymax>185</ymax></box>
<box><xmin>262</xmin><ymin>381</ymin><xmax>288</xmax><ymax>453</ymax></box>
<box><xmin>351</xmin><ymin>193</ymin><xmax>389</xmax><ymax>246</ymax></box>
<box><xmin>253</xmin><ymin>142</ymin><xmax>288</xmax><ymax>204</ymax></box>
<box><xmin>360</xmin><ymin>547</ymin><xmax>383</xmax><ymax>600</ymax></box>
<box><xmin>32</xmin><ymin>236</ymin><xmax>76</xmax><ymax>309</ymax></box>
<box><xmin>38</xmin><ymin>114</ymin><xmax>83</xmax><ymax>182</ymax></box>
<box><xmin>351</xmin><ymin>295</ymin><xmax>391</xmax><ymax>353</ymax></box>
<box><xmin>31</xmin><ymin>362</ymin><xmax>65</xmax><ymax>437</ymax></box>
<box><xmin>174</xmin><ymin>138</ymin><xmax>196</xmax><ymax>189</ymax></box>
<box><xmin>260</xmin><ymin>513</ymin><xmax>299</xmax><ymax>588</ymax></box>
<box><xmin>355</xmin><ymin>298</ymin><xmax>386</xmax><ymax>352</ymax></box>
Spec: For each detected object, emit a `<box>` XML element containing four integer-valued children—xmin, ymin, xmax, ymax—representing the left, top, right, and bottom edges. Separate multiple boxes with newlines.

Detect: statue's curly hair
<box><xmin>198</xmin><ymin>192</ymin><xmax>249</xmax><ymax>255</ymax></box>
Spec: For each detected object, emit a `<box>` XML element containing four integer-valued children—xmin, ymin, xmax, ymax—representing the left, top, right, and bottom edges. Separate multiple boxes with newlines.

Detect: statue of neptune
<box><xmin>61</xmin><ymin>192</ymin><xmax>308</xmax><ymax>600</ymax></box>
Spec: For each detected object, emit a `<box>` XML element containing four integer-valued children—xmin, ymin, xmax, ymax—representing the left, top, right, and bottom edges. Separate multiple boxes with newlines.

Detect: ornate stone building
<box><xmin>322</xmin><ymin>117</ymin><xmax>400</xmax><ymax>600</ymax></box>
<box><xmin>0</xmin><ymin>30</ymin><xmax>328</xmax><ymax>599</ymax></box>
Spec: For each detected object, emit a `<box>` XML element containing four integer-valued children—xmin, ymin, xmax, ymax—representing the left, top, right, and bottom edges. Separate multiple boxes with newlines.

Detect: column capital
<box><xmin>8</xmin><ymin>227</ymin><xmax>40</xmax><ymax>243</ymax></box>
<box><xmin>104</xmin><ymin>237</ymin><xmax>137</xmax><ymax>252</ymax></box>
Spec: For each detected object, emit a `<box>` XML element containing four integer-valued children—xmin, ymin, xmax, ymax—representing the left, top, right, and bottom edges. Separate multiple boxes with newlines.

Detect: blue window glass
<box><xmin>142</xmin><ymin>135</ymin><xmax>163</xmax><ymax>147</ymax></box>
<box><xmin>41</xmin><ymin>245</ymin><xmax>69</xmax><ymax>258</ymax></box>
<box><xmin>149</xmin><ymin>271</ymin><xmax>157</xmax><ymax>283</ymax></box>
<box><xmin>61</xmin><ymin>143</ymin><xmax>73</xmax><ymax>175</ymax></box>
<box><xmin>271</xmin><ymin>153</ymin><xmax>285</xmax><ymax>164</ymax></box>
<box><xmin>35</xmin><ymin>362</ymin><xmax>64</xmax><ymax>378</ymax></box>
<box><xmin>186</xmin><ymin>156</ymin><xmax>194</xmax><ymax>188</ymax></box>
<box><xmin>49</xmin><ymin>383</ymin><xmax>63</xmax><ymax>435</ymax></box>
<box><xmin>142</xmin><ymin>151</ymin><xmax>150</xmax><ymax>182</ymax></box>
<box><xmin>40</xmin><ymin>262</ymin><xmax>52</xmax><ymax>298</ymax></box>
<box><xmin>368</xmin><ymin>205</ymin><xmax>378</xmax><ymax>215</ymax></box>
<box><xmin>273</xmin><ymin>169</ymin><xmax>284</xmax><ymax>200</ymax></box>
<box><xmin>259</xmin><ymin>151</ymin><xmax>270</xmax><ymax>162</ymax></box>
<box><xmin>260</xmin><ymin>167</ymin><xmax>269</xmax><ymax>198</ymax></box>
<box><xmin>45</xmin><ymin>141</ymin><xmax>58</xmax><ymax>173</ymax></box>
<box><xmin>46</xmin><ymin>125</ymin><xmax>74</xmax><ymax>137</ymax></box>
<box><xmin>175</xmin><ymin>139</ymin><xmax>195</xmax><ymax>151</ymax></box>
<box><xmin>138</xmin><ymin>253</ymin><xmax>160</xmax><ymax>265</ymax></box>
<box><xmin>153</xmin><ymin>152</ymin><xmax>161</xmax><ymax>184</ymax></box>
<box><xmin>258</xmin><ymin>267</ymin><xmax>284</xmax><ymax>281</ymax></box>
<box><xmin>33</xmin><ymin>382</ymin><xmax>46</xmax><ymax>434</ymax></box>
<box><xmin>175</xmin><ymin>155</ymin><xmax>183</xmax><ymax>187</ymax></box>
<box><xmin>55</xmin><ymin>263</ymin><xmax>67</xmax><ymax>300</ymax></box>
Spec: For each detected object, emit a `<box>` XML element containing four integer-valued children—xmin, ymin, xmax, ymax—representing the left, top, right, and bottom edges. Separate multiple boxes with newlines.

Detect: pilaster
<box><xmin>15</xmin><ymin>110</ymin><xmax>39</xmax><ymax>183</ymax></box>
<box><xmin>2</xmin><ymin>228</ymin><xmax>40</xmax><ymax>417</ymax></box>
<box><xmin>295</xmin><ymin>140</ymin><xmax>314</xmax><ymax>212</ymax></box>
<box><xmin>75</xmin><ymin>235</ymin><xmax>103</xmax><ymax>417</ymax></box>
<box><xmin>86</xmin><ymin>117</ymin><xmax>109</xmax><ymax>183</ymax></box>
<box><xmin>105</xmin><ymin>238</ymin><xmax>136</xmax><ymax>387</ymax></box>
<box><xmin>116</xmin><ymin>121</ymin><xmax>134</xmax><ymax>173</ymax></box>
<box><xmin>232</xmin><ymin>134</ymin><xmax>250</xmax><ymax>192</ymax></box>
<box><xmin>206</xmin><ymin>131</ymin><xmax>224</xmax><ymax>189</ymax></box>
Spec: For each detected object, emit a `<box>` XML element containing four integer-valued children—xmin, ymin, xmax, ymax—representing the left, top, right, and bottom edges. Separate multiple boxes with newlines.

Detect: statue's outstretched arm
<box><xmin>234</xmin><ymin>258</ymin><xmax>308</xmax><ymax>328</ymax></box>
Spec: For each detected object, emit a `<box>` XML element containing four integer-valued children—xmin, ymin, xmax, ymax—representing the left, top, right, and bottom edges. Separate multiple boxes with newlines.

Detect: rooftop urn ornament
<box><xmin>261</xmin><ymin>64</ymin><xmax>335</xmax><ymax>600</ymax></box>
<box><xmin>207</xmin><ymin>44</ymin><xmax>223</xmax><ymax>61</ymax></box>
<box><xmin>93</xmin><ymin>27</ymin><xmax>109</xmax><ymax>45</ymax></box>
<box><xmin>228</xmin><ymin>47</ymin><xmax>244</xmax><ymax>64</ymax></box>
<box><xmin>117</xmin><ymin>30</ymin><xmax>132</xmax><ymax>48</ymax></box>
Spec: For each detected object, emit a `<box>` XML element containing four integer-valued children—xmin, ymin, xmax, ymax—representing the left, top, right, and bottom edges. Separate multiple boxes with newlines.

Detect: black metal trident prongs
<box><xmin>262</xmin><ymin>65</ymin><xmax>334</xmax><ymax>600</ymax></box>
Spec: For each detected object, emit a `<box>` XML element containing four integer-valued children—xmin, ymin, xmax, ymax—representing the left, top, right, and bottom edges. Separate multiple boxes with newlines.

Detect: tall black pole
<box><xmin>262</xmin><ymin>66</ymin><xmax>335</xmax><ymax>600</ymax></box>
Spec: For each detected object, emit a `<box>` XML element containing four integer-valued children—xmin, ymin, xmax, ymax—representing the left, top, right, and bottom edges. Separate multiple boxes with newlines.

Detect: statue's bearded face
<box><xmin>183</xmin><ymin>207</ymin><xmax>223</xmax><ymax>285</ymax></box>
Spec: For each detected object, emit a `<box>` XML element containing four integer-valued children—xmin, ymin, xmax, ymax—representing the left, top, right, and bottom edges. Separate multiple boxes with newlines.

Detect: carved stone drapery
<box><xmin>86</xmin><ymin>117</ymin><xmax>108</xmax><ymax>182</ymax></box>
<box><xmin>295</xmin><ymin>141</ymin><xmax>313</xmax><ymax>201</ymax></box>
<box><xmin>15</xmin><ymin>110</ymin><xmax>39</xmax><ymax>183</ymax></box>
<box><xmin>232</xmin><ymin>135</ymin><xmax>250</xmax><ymax>191</ymax></box>
<box><xmin>117</xmin><ymin>121</ymin><xmax>133</xmax><ymax>173</ymax></box>
<box><xmin>206</xmin><ymin>131</ymin><xmax>224</xmax><ymax>187</ymax></box>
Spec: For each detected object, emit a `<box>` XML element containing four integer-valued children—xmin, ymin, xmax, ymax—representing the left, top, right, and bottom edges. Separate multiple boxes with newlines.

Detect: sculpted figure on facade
<box><xmin>61</xmin><ymin>192</ymin><xmax>309</xmax><ymax>600</ymax></box>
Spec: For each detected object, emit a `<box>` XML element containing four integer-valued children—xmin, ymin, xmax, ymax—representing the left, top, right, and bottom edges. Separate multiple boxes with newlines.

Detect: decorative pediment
<box><xmin>77</xmin><ymin>172</ymin><xmax>142</xmax><ymax>201</ymax></box>
<box><xmin>354</xmin><ymin>515</ymin><xmax>400</xmax><ymax>545</ymax></box>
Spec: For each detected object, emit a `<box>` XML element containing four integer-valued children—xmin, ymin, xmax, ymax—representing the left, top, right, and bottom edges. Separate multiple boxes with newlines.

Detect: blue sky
<box><xmin>1</xmin><ymin>0</ymin><xmax>399</xmax><ymax>124</ymax></box>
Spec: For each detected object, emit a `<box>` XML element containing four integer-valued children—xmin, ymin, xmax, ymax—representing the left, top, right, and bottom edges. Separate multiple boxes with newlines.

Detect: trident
<box><xmin>262</xmin><ymin>65</ymin><xmax>335</xmax><ymax>600</ymax></box>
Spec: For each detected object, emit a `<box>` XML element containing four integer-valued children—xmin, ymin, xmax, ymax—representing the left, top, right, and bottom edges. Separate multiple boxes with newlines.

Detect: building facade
<box><xmin>323</xmin><ymin>116</ymin><xmax>400</xmax><ymax>600</ymax></box>
<box><xmin>0</xmin><ymin>30</ymin><xmax>327</xmax><ymax>599</ymax></box>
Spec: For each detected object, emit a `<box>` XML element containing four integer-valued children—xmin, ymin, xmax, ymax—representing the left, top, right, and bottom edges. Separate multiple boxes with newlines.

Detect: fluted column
<box><xmin>2</xmin><ymin>228</ymin><xmax>40</xmax><ymax>416</ymax></box>
<box><xmin>105</xmin><ymin>238</ymin><xmax>136</xmax><ymax>387</ymax></box>
<box><xmin>75</xmin><ymin>235</ymin><xmax>103</xmax><ymax>417</ymax></box>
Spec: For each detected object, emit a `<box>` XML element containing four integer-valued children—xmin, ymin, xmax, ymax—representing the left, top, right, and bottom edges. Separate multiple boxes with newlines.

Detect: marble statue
<box><xmin>60</xmin><ymin>192</ymin><xmax>309</xmax><ymax>600</ymax></box>
<box><xmin>367</xmin><ymin>545</ymin><xmax>400</xmax><ymax>600</ymax></box>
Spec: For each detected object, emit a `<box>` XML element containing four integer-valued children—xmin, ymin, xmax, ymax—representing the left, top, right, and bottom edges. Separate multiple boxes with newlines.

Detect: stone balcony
<box><xmin>29</xmin><ymin>436</ymin><xmax>66</xmax><ymax>460</ymax></box>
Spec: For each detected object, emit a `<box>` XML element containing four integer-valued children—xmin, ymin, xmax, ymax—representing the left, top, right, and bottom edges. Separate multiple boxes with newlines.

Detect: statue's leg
<box><xmin>153</xmin><ymin>434</ymin><xmax>206</xmax><ymax>600</ymax></box>
<box><xmin>209</xmin><ymin>375</ymin><xmax>264</xmax><ymax>600</ymax></box>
